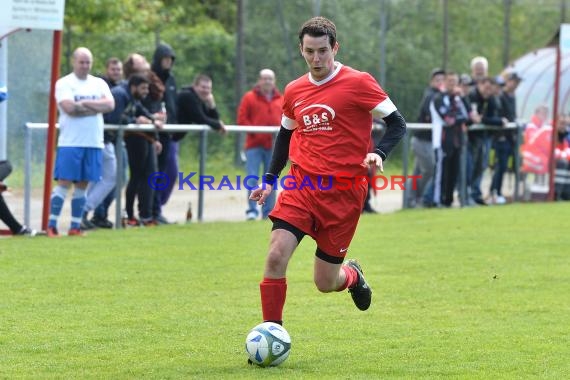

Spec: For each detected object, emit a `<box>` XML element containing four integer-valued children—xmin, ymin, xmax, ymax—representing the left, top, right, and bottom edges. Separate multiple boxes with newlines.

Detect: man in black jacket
<box><xmin>430</xmin><ymin>71</ymin><xmax>469</xmax><ymax>207</ymax></box>
<box><xmin>467</xmin><ymin>77</ymin><xmax>507</xmax><ymax>205</ymax></box>
<box><xmin>490</xmin><ymin>72</ymin><xmax>522</xmax><ymax>204</ymax></box>
<box><xmin>106</xmin><ymin>74</ymin><xmax>163</xmax><ymax>226</ymax></box>
<box><xmin>177</xmin><ymin>74</ymin><xmax>226</xmax><ymax>134</ymax></box>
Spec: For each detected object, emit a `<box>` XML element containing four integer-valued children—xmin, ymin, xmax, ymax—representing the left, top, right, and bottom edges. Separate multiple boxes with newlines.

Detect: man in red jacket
<box><xmin>238</xmin><ymin>69</ymin><xmax>283</xmax><ymax>220</ymax></box>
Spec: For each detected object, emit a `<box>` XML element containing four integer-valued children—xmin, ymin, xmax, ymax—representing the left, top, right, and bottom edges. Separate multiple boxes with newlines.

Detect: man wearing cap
<box><xmin>500</xmin><ymin>73</ymin><xmax>522</xmax><ymax>122</ymax></box>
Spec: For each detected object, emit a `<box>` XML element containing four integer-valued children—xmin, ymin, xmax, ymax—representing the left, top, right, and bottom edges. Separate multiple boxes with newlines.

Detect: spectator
<box><xmin>499</xmin><ymin>72</ymin><xmax>521</xmax><ymax>122</ymax></box>
<box><xmin>237</xmin><ymin>68</ymin><xmax>282</xmax><ymax>220</ymax></box>
<box><xmin>429</xmin><ymin>71</ymin><xmax>469</xmax><ymax>207</ymax></box>
<box><xmin>81</xmin><ymin>120</ymin><xmax>119</xmax><ymax>230</ymax></box>
<box><xmin>47</xmin><ymin>47</ymin><xmax>115</xmax><ymax>237</ymax></box>
<box><xmin>101</xmin><ymin>57</ymin><xmax>124</xmax><ymax>88</ymax></box>
<box><xmin>124</xmin><ymin>53</ymin><xmax>167</xmax><ymax>113</ymax></box>
<box><xmin>115</xmin><ymin>53</ymin><xmax>166</xmax><ymax>226</ymax></box>
<box><xmin>81</xmin><ymin>58</ymin><xmax>128</xmax><ymax>230</ymax></box>
<box><xmin>91</xmin><ymin>53</ymin><xmax>152</xmax><ymax>228</ymax></box>
<box><xmin>466</xmin><ymin>76</ymin><xmax>507</xmax><ymax>205</ymax></box>
<box><xmin>470</xmin><ymin>56</ymin><xmax>488</xmax><ymax>84</ymax></box>
<box><xmin>150</xmin><ymin>42</ymin><xmax>178</xmax><ymax>224</ymax></box>
<box><xmin>521</xmin><ymin>104</ymin><xmax>551</xmax><ymax>183</ymax></box>
<box><xmin>177</xmin><ymin>74</ymin><xmax>226</xmax><ymax>137</ymax></box>
<box><xmin>459</xmin><ymin>73</ymin><xmax>472</xmax><ymax>96</ymax></box>
<box><xmin>407</xmin><ymin>68</ymin><xmax>444</xmax><ymax>208</ymax></box>
<box><xmin>554</xmin><ymin>113</ymin><xmax>570</xmax><ymax>200</ymax></box>
<box><xmin>0</xmin><ymin>161</ymin><xmax>38</xmax><ymax>236</ymax></box>
<box><xmin>490</xmin><ymin>72</ymin><xmax>522</xmax><ymax>205</ymax></box>
<box><xmin>89</xmin><ymin>56</ymin><xmax>127</xmax><ymax>229</ymax></box>
<box><xmin>111</xmin><ymin>74</ymin><xmax>164</xmax><ymax>226</ymax></box>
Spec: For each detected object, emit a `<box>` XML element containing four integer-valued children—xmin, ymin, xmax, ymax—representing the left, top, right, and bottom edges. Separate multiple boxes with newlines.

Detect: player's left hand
<box><xmin>250</xmin><ymin>184</ymin><xmax>273</xmax><ymax>206</ymax></box>
<box><xmin>362</xmin><ymin>153</ymin><xmax>383</xmax><ymax>173</ymax></box>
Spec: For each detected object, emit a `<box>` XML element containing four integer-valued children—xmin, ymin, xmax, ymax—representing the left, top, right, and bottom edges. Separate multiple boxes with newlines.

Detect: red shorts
<box><xmin>269</xmin><ymin>164</ymin><xmax>367</xmax><ymax>262</ymax></box>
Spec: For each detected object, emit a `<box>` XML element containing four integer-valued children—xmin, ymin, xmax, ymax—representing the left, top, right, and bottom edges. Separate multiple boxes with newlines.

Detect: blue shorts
<box><xmin>54</xmin><ymin>147</ymin><xmax>102</xmax><ymax>182</ymax></box>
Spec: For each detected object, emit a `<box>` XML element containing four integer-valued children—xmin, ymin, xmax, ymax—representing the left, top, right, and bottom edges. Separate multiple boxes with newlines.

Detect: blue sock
<box><xmin>71</xmin><ymin>188</ymin><xmax>86</xmax><ymax>230</ymax></box>
<box><xmin>48</xmin><ymin>185</ymin><xmax>68</xmax><ymax>228</ymax></box>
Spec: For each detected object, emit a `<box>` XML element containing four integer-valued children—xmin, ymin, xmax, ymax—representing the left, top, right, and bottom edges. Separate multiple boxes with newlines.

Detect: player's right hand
<box><xmin>362</xmin><ymin>152</ymin><xmax>383</xmax><ymax>173</ymax></box>
<box><xmin>250</xmin><ymin>184</ymin><xmax>273</xmax><ymax>206</ymax></box>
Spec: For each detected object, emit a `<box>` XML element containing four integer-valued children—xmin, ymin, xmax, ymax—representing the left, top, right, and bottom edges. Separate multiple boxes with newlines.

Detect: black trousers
<box><xmin>125</xmin><ymin>135</ymin><xmax>157</xmax><ymax>220</ymax></box>
<box><xmin>0</xmin><ymin>194</ymin><xmax>22</xmax><ymax>233</ymax></box>
<box><xmin>441</xmin><ymin>146</ymin><xmax>460</xmax><ymax>207</ymax></box>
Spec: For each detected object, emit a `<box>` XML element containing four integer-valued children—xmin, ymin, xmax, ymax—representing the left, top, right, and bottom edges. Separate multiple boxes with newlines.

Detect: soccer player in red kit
<box><xmin>250</xmin><ymin>16</ymin><xmax>406</xmax><ymax>325</ymax></box>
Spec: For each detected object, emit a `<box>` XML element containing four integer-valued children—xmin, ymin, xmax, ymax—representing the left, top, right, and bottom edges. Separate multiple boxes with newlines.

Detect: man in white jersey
<box><xmin>47</xmin><ymin>47</ymin><xmax>115</xmax><ymax>237</ymax></box>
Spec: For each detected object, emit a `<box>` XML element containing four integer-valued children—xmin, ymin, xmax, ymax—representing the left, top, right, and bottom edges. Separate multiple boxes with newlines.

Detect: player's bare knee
<box><xmin>265</xmin><ymin>246</ymin><xmax>290</xmax><ymax>274</ymax></box>
<box><xmin>313</xmin><ymin>276</ymin><xmax>336</xmax><ymax>293</ymax></box>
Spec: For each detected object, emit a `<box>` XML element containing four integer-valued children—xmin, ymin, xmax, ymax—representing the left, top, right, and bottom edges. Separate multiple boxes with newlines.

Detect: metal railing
<box><xmin>24</xmin><ymin>123</ymin><xmax>280</xmax><ymax>227</ymax></box>
<box><xmin>401</xmin><ymin>122</ymin><xmax>522</xmax><ymax>208</ymax></box>
<box><xmin>23</xmin><ymin>121</ymin><xmax>522</xmax><ymax>227</ymax></box>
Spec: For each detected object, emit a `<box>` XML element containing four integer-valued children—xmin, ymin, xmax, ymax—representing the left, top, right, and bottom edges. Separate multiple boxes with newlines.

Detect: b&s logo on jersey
<box><xmin>299</xmin><ymin>104</ymin><xmax>335</xmax><ymax>133</ymax></box>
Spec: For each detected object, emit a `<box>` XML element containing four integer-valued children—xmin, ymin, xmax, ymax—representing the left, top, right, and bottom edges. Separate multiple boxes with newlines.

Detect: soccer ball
<box><xmin>245</xmin><ymin>322</ymin><xmax>291</xmax><ymax>367</ymax></box>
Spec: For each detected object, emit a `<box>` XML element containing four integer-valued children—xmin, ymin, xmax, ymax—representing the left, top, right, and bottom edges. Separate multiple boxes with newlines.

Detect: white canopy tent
<box><xmin>510</xmin><ymin>47</ymin><xmax>569</xmax><ymax>121</ymax></box>
<box><xmin>509</xmin><ymin>25</ymin><xmax>570</xmax><ymax>121</ymax></box>
<box><xmin>507</xmin><ymin>24</ymin><xmax>569</xmax><ymax>200</ymax></box>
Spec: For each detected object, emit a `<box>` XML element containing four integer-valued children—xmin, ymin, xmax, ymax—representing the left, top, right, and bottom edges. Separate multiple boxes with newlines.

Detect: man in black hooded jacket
<box><xmin>151</xmin><ymin>42</ymin><xmax>178</xmax><ymax>223</ymax></box>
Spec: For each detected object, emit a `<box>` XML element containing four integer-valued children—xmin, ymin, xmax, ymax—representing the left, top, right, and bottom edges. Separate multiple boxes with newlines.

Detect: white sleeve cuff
<box><xmin>372</xmin><ymin>98</ymin><xmax>397</xmax><ymax>119</ymax></box>
<box><xmin>281</xmin><ymin>115</ymin><xmax>297</xmax><ymax>130</ymax></box>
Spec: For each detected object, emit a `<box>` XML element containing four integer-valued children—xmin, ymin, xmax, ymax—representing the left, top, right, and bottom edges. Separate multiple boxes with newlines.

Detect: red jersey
<box><xmin>282</xmin><ymin>63</ymin><xmax>393</xmax><ymax>177</ymax></box>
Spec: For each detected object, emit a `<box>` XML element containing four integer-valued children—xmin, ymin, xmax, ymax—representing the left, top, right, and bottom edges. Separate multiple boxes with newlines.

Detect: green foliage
<box><xmin>64</xmin><ymin>0</ymin><xmax>165</xmax><ymax>34</ymax></box>
<box><xmin>0</xmin><ymin>203</ymin><xmax>569</xmax><ymax>377</ymax></box>
<box><xmin>59</xmin><ymin>0</ymin><xmax>566</xmax><ymax>119</ymax></box>
<box><xmin>9</xmin><ymin>0</ymin><xmax>566</xmax><ymax>176</ymax></box>
<box><xmin>163</xmin><ymin>22</ymin><xmax>236</xmax><ymax>113</ymax></box>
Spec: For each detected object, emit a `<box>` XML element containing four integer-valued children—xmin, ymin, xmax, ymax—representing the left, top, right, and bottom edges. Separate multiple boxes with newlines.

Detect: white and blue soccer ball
<box><xmin>245</xmin><ymin>322</ymin><xmax>291</xmax><ymax>367</ymax></box>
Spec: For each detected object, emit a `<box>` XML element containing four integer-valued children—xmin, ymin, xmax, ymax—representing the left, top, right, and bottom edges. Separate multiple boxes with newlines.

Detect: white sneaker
<box><xmin>246</xmin><ymin>211</ymin><xmax>257</xmax><ymax>221</ymax></box>
<box><xmin>17</xmin><ymin>226</ymin><xmax>38</xmax><ymax>236</ymax></box>
<box><xmin>495</xmin><ymin>195</ymin><xmax>507</xmax><ymax>205</ymax></box>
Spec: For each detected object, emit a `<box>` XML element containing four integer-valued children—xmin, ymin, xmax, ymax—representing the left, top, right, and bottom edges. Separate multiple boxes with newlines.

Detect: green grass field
<box><xmin>1</xmin><ymin>203</ymin><xmax>569</xmax><ymax>379</ymax></box>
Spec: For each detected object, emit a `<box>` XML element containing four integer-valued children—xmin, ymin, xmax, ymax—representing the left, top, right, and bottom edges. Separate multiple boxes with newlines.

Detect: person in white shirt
<box><xmin>47</xmin><ymin>47</ymin><xmax>115</xmax><ymax>237</ymax></box>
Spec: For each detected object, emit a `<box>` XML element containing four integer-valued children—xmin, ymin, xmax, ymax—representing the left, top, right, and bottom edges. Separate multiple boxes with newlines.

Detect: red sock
<box><xmin>337</xmin><ymin>265</ymin><xmax>358</xmax><ymax>291</ymax></box>
<box><xmin>260</xmin><ymin>277</ymin><xmax>287</xmax><ymax>323</ymax></box>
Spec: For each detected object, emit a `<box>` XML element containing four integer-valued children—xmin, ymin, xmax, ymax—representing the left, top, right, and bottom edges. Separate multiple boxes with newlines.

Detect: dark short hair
<box><xmin>430</xmin><ymin>68</ymin><xmax>445</xmax><ymax>79</ymax></box>
<box><xmin>128</xmin><ymin>73</ymin><xmax>149</xmax><ymax>88</ymax></box>
<box><xmin>298</xmin><ymin>16</ymin><xmax>337</xmax><ymax>47</ymax></box>
<box><xmin>105</xmin><ymin>57</ymin><xmax>121</xmax><ymax>68</ymax></box>
<box><xmin>477</xmin><ymin>76</ymin><xmax>493</xmax><ymax>85</ymax></box>
<box><xmin>193</xmin><ymin>73</ymin><xmax>212</xmax><ymax>86</ymax></box>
